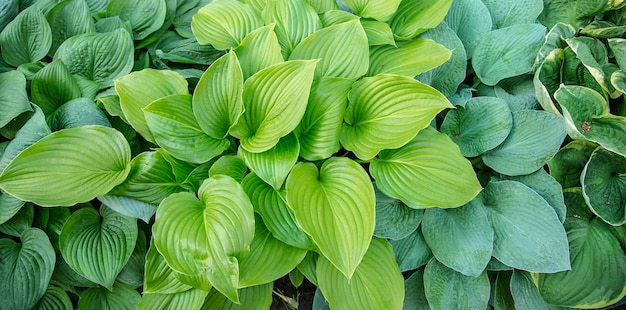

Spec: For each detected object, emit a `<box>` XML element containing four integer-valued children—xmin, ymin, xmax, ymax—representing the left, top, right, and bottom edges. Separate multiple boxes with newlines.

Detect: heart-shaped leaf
<box><xmin>36</xmin><ymin>285</ymin><xmax>73</xmax><ymax>310</ymax></box>
<box><xmin>341</xmin><ymin>0</ymin><xmax>401</xmax><ymax>21</ymax></box>
<box><xmin>0</xmin><ymin>70</ymin><xmax>31</xmax><ymax>128</ymax></box>
<box><xmin>191</xmin><ymin>0</ymin><xmax>263</xmax><ymax>50</ymax></box>
<box><xmin>239</xmin><ymin>133</ymin><xmax>299</xmax><ymax>190</ymax></box>
<box><xmin>193</xmin><ymin>51</ymin><xmax>243</xmax><ymax>140</ymax></box>
<box><xmin>423</xmin><ymin>258</ymin><xmax>490</xmax><ymax>310</ymax></box>
<box><xmin>317</xmin><ymin>238</ymin><xmax>404</xmax><ymax>309</ymax></box>
<box><xmin>387</xmin><ymin>0</ymin><xmax>453</xmax><ymax>40</ymax></box>
<box><xmin>286</xmin><ymin>157</ymin><xmax>375</xmax><ymax>279</ymax></box>
<box><xmin>0</xmin><ymin>6</ymin><xmax>51</xmax><ymax>67</ymax></box>
<box><xmin>230</xmin><ymin>60</ymin><xmax>317</xmax><ymax>153</ymax></box>
<box><xmin>0</xmin><ymin>126</ymin><xmax>131</xmax><ymax>207</ymax></box>
<box><xmin>78</xmin><ymin>282</ymin><xmax>141</xmax><ymax>310</ymax></box>
<box><xmin>263</xmin><ymin>0</ymin><xmax>321</xmax><ymax>58</ymax></box>
<box><xmin>60</xmin><ymin>206</ymin><xmax>138</xmax><ymax>289</ymax></box>
<box><xmin>370</xmin><ymin>127</ymin><xmax>482</xmax><ymax>209</ymax></box>
<box><xmin>581</xmin><ymin>147</ymin><xmax>626</xmax><ymax>225</ymax></box>
<box><xmin>0</xmin><ymin>228</ymin><xmax>55</xmax><ymax>310</ymax></box>
<box><xmin>443</xmin><ymin>0</ymin><xmax>492</xmax><ymax>59</ymax></box>
<box><xmin>46</xmin><ymin>0</ymin><xmax>95</xmax><ymax>55</ymax></box>
<box><xmin>341</xmin><ymin>75</ymin><xmax>453</xmax><ymax>160</ymax></box>
<box><xmin>106</xmin><ymin>0</ymin><xmax>166</xmax><ymax>40</ymax></box>
<box><xmin>235</xmin><ymin>24</ymin><xmax>284</xmax><ymax>79</ymax></box>
<box><xmin>367</xmin><ymin>39</ymin><xmax>451</xmax><ymax>77</ymax></box>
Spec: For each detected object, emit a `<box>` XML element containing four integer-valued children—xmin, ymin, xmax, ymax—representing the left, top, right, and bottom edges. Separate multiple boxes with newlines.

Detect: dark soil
<box><xmin>271</xmin><ymin>275</ymin><xmax>317</xmax><ymax>309</ymax></box>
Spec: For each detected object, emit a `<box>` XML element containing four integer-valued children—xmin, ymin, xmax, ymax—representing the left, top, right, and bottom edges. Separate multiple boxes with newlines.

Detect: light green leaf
<box><xmin>511</xmin><ymin>270</ymin><xmax>559</xmax><ymax>310</ymax></box>
<box><xmin>0</xmin><ymin>202</ymin><xmax>32</xmax><ymax>237</ymax></box>
<box><xmin>263</xmin><ymin>0</ymin><xmax>321</xmax><ymax>58</ymax></box>
<box><xmin>342</xmin><ymin>0</ymin><xmax>401</xmax><ymax>21</ymax></box>
<box><xmin>46</xmin><ymin>0</ymin><xmax>95</xmax><ymax>55</ymax></box>
<box><xmin>387</xmin><ymin>0</ymin><xmax>453</xmax><ymax>40</ymax></box>
<box><xmin>286</xmin><ymin>157</ymin><xmax>375</xmax><ymax>279</ymax></box>
<box><xmin>115</xmin><ymin>69</ymin><xmax>189</xmax><ymax>143</ymax></box>
<box><xmin>361</xmin><ymin>19</ymin><xmax>395</xmax><ymax>46</ymax></box>
<box><xmin>423</xmin><ymin>258</ymin><xmax>490</xmax><ymax>310</ymax></box>
<box><xmin>289</xmin><ymin>19</ymin><xmax>368</xmax><ymax>79</ymax></box>
<box><xmin>106</xmin><ymin>0</ymin><xmax>166</xmax><ymax>40</ymax></box>
<box><xmin>144</xmin><ymin>94</ymin><xmax>229</xmax><ymax>164</ymax></box>
<box><xmin>482</xmin><ymin>110</ymin><xmax>566</xmax><ymax>176</ymax></box>
<box><xmin>238</xmin><ymin>216</ymin><xmax>307</xmax><ymax>287</ymax></box>
<box><xmin>390</xmin><ymin>228</ymin><xmax>432</xmax><ymax>272</ymax></box>
<box><xmin>581</xmin><ymin>148</ymin><xmax>626</xmax><ymax>225</ymax></box>
<box><xmin>482</xmin><ymin>0</ymin><xmax>543</xmax><ymax>29</ymax></box>
<box><xmin>0</xmin><ymin>71</ymin><xmax>31</xmax><ymax>128</ymax></box>
<box><xmin>0</xmin><ymin>192</ymin><xmax>25</xmax><ymax>225</ymax></box>
<box><xmin>304</xmin><ymin>0</ymin><xmax>338</xmax><ymax>12</ymax></box>
<box><xmin>191</xmin><ymin>0</ymin><xmax>263</xmax><ymax>50</ymax></box>
<box><xmin>230</xmin><ymin>60</ymin><xmax>317</xmax><ymax>153</ymax></box>
<box><xmin>144</xmin><ymin>242</ymin><xmax>192</xmax><ymax>294</ymax></box>
<box><xmin>479</xmin><ymin>181</ymin><xmax>570</xmax><ymax>273</ymax></box>
<box><xmin>137</xmin><ymin>289</ymin><xmax>209</xmax><ymax>310</ymax></box>
<box><xmin>317</xmin><ymin>238</ymin><xmax>404</xmax><ymax>310</ymax></box>
<box><xmin>472</xmin><ymin>24</ymin><xmax>547</xmax><ymax>85</ymax></box>
<box><xmin>193</xmin><ymin>51</ymin><xmax>243</xmax><ymax>140</ymax></box>
<box><xmin>373</xmin><ymin>185</ymin><xmax>424</xmax><ymax>241</ymax></box>
<box><xmin>78</xmin><ymin>282</ymin><xmax>141</xmax><ymax>310</ymax></box>
<box><xmin>201</xmin><ymin>283</ymin><xmax>273</xmax><ymax>310</ymax></box>
<box><xmin>241</xmin><ymin>173</ymin><xmax>315</xmax><ymax>250</ymax></box>
<box><xmin>367</xmin><ymin>39</ymin><xmax>450</xmax><ymax>77</ymax></box>
<box><xmin>54</xmin><ymin>29</ymin><xmax>134</xmax><ymax>86</ymax></box>
<box><xmin>341</xmin><ymin>75</ymin><xmax>452</xmax><ymax>160</ymax></box>
<box><xmin>30</xmin><ymin>60</ymin><xmax>81</xmax><ymax>116</ymax></box>
<box><xmin>443</xmin><ymin>0</ymin><xmax>491</xmax><ymax>59</ymax></box>
<box><xmin>297</xmin><ymin>251</ymin><xmax>318</xmax><ymax>286</ymax></box>
<box><xmin>153</xmin><ymin>175</ymin><xmax>255</xmax><ymax>303</ymax></box>
<box><xmin>0</xmin><ymin>228</ymin><xmax>55</xmax><ymax>310</ymax></box>
<box><xmin>0</xmin><ymin>6</ymin><xmax>51</xmax><ymax>67</ymax></box>
<box><xmin>239</xmin><ymin>133</ymin><xmax>298</xmax><ymax>190</ymax></box>
<box><xmin>209</xmin><ymin>155</ymin><xmax>248</xmax><ymax>182</ymax></box>
<box><xmin>0</xmin><ymin>126</ymin><xmax>131</xmax><ymax>206</ymax></box>
<box><xmin>370</xmin><ymin>127</ymin><xmax>482</xmax><ymax>209</ymax></box>
<box><xmin>441</xmin><ymin>96</ymin><xmax>512</xmax><ymax>157</ymax></box>
<box><xmin>422</xmin><ymin>203</ymin><xmax>494</xmax><ymax>277</ymax></box>
<box><xmin>319</xmin><ymin>9</ymin><xmax>359</xmax><ymax>26</ymax></box>
<box><xmin>49</xmin><ymin>98</ymin><xmax>112</xmax><ymax>130</ymax></box>
<box><xmin>534</xmin><ymin>188</ymin><xmax>626</xmax><ymax>308</ymax></box>
<box><xmin>235</xmin><ymin>24</ymin><xmax>283</xmax><ymax>79</ymax></box>
<box><xmin>60</xmin><ymin>206</ymin><xmax>137</xmax><ymax>289</ymax></box>
<box><xmin>36</xmin><ymin>285</ymin><xmax>73</xmax><ymax>310</ymax></box>
<box><xmin>295</xmin><ymin>77</ymin><xmax>353</xmax><ymax>161</ymax></box>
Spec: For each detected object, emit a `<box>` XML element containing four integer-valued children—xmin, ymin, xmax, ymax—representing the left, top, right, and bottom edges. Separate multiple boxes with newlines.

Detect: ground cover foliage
<box><xmin>0</xmin><ymin>0</ymin><xmax>625</xmax><ymax>309</ymax></box>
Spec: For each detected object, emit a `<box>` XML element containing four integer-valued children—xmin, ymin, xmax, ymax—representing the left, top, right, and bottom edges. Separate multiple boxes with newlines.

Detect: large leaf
<box><xmin>0</xmin><ymin>6</ymin><xmax>51</xmax><ymax>67</ymax></box>
<box><xmin>478</xmin><ymin>181</ymin><xmax>570</xmax><ymax>273</ymax></box>
<box><xmin>341</xmin><ymin>75</ymin><xmax>452</xmax><ymax>160</ymax></box>
<box><xmin>229</xmin><ymin>60</ymin><xmax>317</xmax><ymax>153</ymax></box>
<box><xmin>370</xmin><ymin>126</ymin><xmax>482</xmax><ymax>209</ymax></box>
<box><xmin>503</xmin><ymin>169</ymin><xmax>567</xmax><ymax>223</ymax></box>
<box><xmin>152</xmin><ymin>175</ymin><xmax>255</xmax><ymax>303</ymax></box>
<box><xmin>115</xmin><ymin>69</ymin><xmax>189</xmax><ymax>143</ymax></box>
<box><xmin>472</xmin><ymin>24</ymin><xmax>547</xmax><ymax>85</ymax></box>
<box><xmin>373</xmin><ymin>185</ymin><xmax>424</xmax><ymax>241</ymax></box>
<box><xmin>234</xmin><ymin>24</ymin><xmax>283</xmax><ymax>79</ymax></box>
<box><xmin>78</xmin><ymin>282</ymin><xmax>141</xmax><ymax>310</ymax></box>
<box><xmin>60</xmin><ymin>206</ymin><xmax>137</xmax><ymax>290</ymax></box>
<box><xmin>289</xmin><ymin>19</ymin><xmax>368</xmax><ymax>79</ymax></box>
<box><xmin>192</xmin><ymin>50</ymin><xmax>243</xmax><ymax>140</ymax></box>
<box><xmin>238</xmin><ymin>216</ymin><xmax>307</xmax><ymax>287</ymax></box>
<box><xmin>286</xmin><ymin>157</ymin><xmax>375</xmax><ymax>279</ymax></box>
<box><xmin>443</xmin><ymin>0</ymin><xmax>491</xmax><ymax>59</ymax></box>
<box><xmin>30</xmin><ymin>61</ymin><xmax>81</xmax><ymax>117</ymax></box>
<box><xmin>317</xmin><ymin>238</ymin><xmax>404</xmax><ymax>309</ymax></box>
<box><xmin>191</xmin><ymin>0</ymin><xmax>263</xmax><ymax>50</ymax></box>
<box><xmin>341</xmin><ymin>0</ymin><xmax>401</xmax><ymax>21</ymax></box>
<box><xmin>367</xmin><ymin>39</ymin><xmax>451</xmax><ymax>77</ymax></box>
<box><xmin>263</xmin><ymin>0</ymin><xmax>321</xmax><ymax>58</ymax></box>
<box><xmin>534</xmin><ymin>188</ymin><xmax>626</xmax><ymax>308</ymax></box>
<box><xmin>581</xmin><ymin>148</ymin><xmax>626</xmax><ymax>225</ymax></box>
<box><xmin>539</xmin><ymin>0</ymin><xmax>619</xmax><ymax>29</ymax></box>
<box><xmin>106</xmin><ymin>0</ymin><xmax>166</xmax><ymax>40</ymax></box>
<box><xmin>387</xmin><ymin>0</ymin><xmax>453</xmax><ymax>40</ymax></box>
<box><xmin>144</xmin><ymin>94</ymin><xmax>229</xmax><ymax>164</ymax></box>
<box><xmin>144</xmin><ymin>242</ymin><xmax>192</xmax><ymax>294</ymax></box>
<box><xmin>422</xmin><ymin>203</ymin><xmax>494</xmax><ymax>277</ymax></box>
<box><xmin>482</xmin><ymin>0</ymin><xmax>543</xmax><ymax>29</ymax></box>
<box><xmin>239</xmin><ymin>133</ymin><xmax>299</xmax><ymax>190</ymax></box>
<box><xmin>482</xmin><ymin>110</ymin><xmax>567</xmax><ymax>176</ymax></box>
<box><xmin>0</xmin><ymin>126</ymin><xmax>131</xmax><ymax>206</ymax></box>
<box><xmin>200</xmin><ymin>283</ymin><xmax>273</xmax><ymax>310</ymax></box>
<box><xmin>0</xmin><ymin>70</ymin><xmax>31</xmax><ymax>128</ymax></box>
<box><xmin>440</xmin><ymin>96</ymin><xmax>513</xmax><ymax>157</ymax></box>
<box><xmin>54</xmin><ymin>29</ymin><xmax>134</xmax><ymax>86</ymax></box>
<box><xmin>46</xmin><ymin>0</ymin><xmax>95</xmax><ymax>55</ymax></box>
<box><xmin>241</xmin><ymin>173</ymin><xmax>315</xmax><ymax>250</ymax></box>
<box><xmin>138</xmin><ymin>289</ymin><xmax>209</xmax><ymax>310</ymax></box>
<box><xmin>0</xmin><ymin>228</ymin><xmax>55</xmax><ymax>310</ymax></box>
<box><xmin>295</xmin><ymin>77</ymin><xmax>353</xmax><ymax>161</ymax></box>
<box><xmin>423</xmin><ymin>258</ymin><xmax>490</xmax><ymax>310</ymax></box>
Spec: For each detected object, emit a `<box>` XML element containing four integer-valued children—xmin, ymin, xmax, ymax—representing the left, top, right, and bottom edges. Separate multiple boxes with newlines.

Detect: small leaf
<box><xmin>389</xmin><ymin>228</ymin><xmax>432</xmax><ymax>272</ymax></box>
<box><xmin>0</xmin><ymin>126</ymin><xmax>131</xmax><ymax>206</ymax></box>
<box><xmin>263</xmin><ymin>0</ymin><xmax>321</xmax><ymax>58</ymax></box>
<box><xmin>0</xmin><ymin>192</ymin><xmax>25</xmax><ymax>225</ymax></box>
<box><xmin>191</xmin><ymin>0</ymin><xmax>263</xmax><ymax>50</ymax></box>
<box><xmin>582</xmin><ymin>148</ymin><xmax>626</xmax><ymax>225</ymax></box>
<box><xmin>373</xmin><ymin>186</ymin><xmax>424</xmax><ymax>240</ymax></box>
<box><xmin>115</xmin><ymin>69</ymin><xmax>189</xmax><ymax>143</ymax></box>
<box><xmin>367</xmin><ymin>39</ymin><xmax>450</xmax><ymax>77</ymax></box>
<box><xmin>443</xmin><ymin>0</ymin><xmax>492</xmax><ymax>59</ymax></box>
<box><xmin>36</xmin><ymin>285</ymin><xmax>73</xmax><ymax>310</ymax></box>
<box><xmin>78</xmin><ymin>282</ymin><xmax>141</xmax><ymax>310</ymax></box>
<box><xmin>482</xmin><ymin>110</ymin><xmax>567</xmax><ymax>176</ymax></box>
<box><xmin>341</xmin><ymin>75</ymin><xmax>452</xmax><ymax>160</ymax></box>
<box><xmin>0</xmin><ymin>228</ymin><xmax>55</xmax><ymax>310</ymax></box>
<box><xmin>230</xmin><ymin>60</ymin><xmax>317</xmax><ymax>153</ymax></box>
<box><xmin>317</xmin><ymin>238</ymin><xmax>404</xmax><ymax>309</ymax></box>
<box><xmin>423</xmin><ymin>258</ymin><xmax>490</xmax><ymax>310</ymax></box>
<box><xmin>387</xmin><ymin>0</ymin><xmax>453</xmax><ymax>40</ymax></box>
<box><xmin>0</xmin><ymin>202</ymin><xmax>33</xmax><ymax>237</ymax></box>
<box><xmin>547</xmin><ymin>139</ymin><xmax>597</xmax><ymax>188</ymax></box>
<box><xmin>286</xmin><ymin>157</ymin><xmax>375</xmax><ymax>279</ymax></box>
<box><xmin>239</xmin><ymin>132</ymin><xmax>299</xmax><ymax>190</ymax></box>
<box><xmin>106</xmin><ymin>0</ymin><xmax>167</xmax><ymax>40</ymax></box>
<box><xmin>370</xmin><ymin>127</ymin><xmax>482</xmax><ymax>209</ymax></box>
<box><xmin>289</xmin><ymin>19</ymin><xmax>368</xmax><ymax>79</ymax></box>
<box><xmin>341</xmin><ymin>0</ymin><xmax>401</xmax><ymax>21</ymax></box>
<box><xmin>235</xmin><ymin>24</ymin><xmax>284</xmax><ymax>79</ymax></box>
<box><xmin>0</xmin><ymin>71</ymin><xmax>31</xmax><ymax>128</ymax></box>
<box><xmin>60</xmin><ymin>206</ymin><xmax>138</xmax><ymax>290</ymax></box>
<box><xmin>0</xmin><ymin>6</ymin><xmax>51</xmax><ymax>67</ymax></box>
<box><xmin>403</xmin><ymin>269</ymin><xmax>429</xmax><ymax>310</ymax></box>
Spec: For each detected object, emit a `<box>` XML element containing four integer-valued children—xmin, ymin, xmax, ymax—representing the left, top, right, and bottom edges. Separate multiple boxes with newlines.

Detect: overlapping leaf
<box><xmin>581</xmin><ymin>148</ymin><xmax>626</xmax><ymax>225</ymax></box>
<box><xmin>263</xmin><ymin>0</ymin><xmax>321</xmax><ymax>58</ymax></box>
<box><xmin>0</xmin><ymin>70</ymin><xmax>31</xmax><ymax>128</ymax></box>
<box><xmin>191</xmin><ymin>0</ymin><xmax>263</xmax><ymax>50</ymax></box>
<box><xmin>387</xmin><ymin>0</ymin><xmax>453</xmax><ymax>40</ymax></box>
<box><xmin>234</xmin><ymin>24</ymin><xmax>284</xmax><ymax>79</ymax></box>
<box><xmin>106</xmin><ymin>0</ymin><xmax>166</xmax><ymax>40</ymax></box>
<box><xmin>367</xmin><ymin>39</ymin><xmax>451</xmax><ymax>77</ymax></box>
<box><xmin>341</xmin><ymin>0</ymin><xmax>401</xmax><ymax>21</ymax></box>
<box><xmin>423</xmin><ymin>258</ymin><xmax>490</xmax><ymax>310</ymax></box>
<box><xmin>0</xmin><ymin>6</ymin><xmax>51</xmax><ymax>67</ymax></box>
